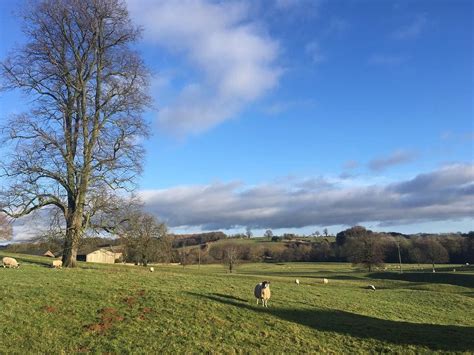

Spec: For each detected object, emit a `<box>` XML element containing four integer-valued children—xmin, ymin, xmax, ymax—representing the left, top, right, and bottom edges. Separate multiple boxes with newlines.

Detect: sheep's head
<box><xmin>262</xmin><ymin>281</ymin><xmax>270</xmax><ymax>288</ymax></box>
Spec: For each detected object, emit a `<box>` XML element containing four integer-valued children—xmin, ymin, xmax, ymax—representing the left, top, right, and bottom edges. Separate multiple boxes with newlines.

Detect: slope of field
<box><xmin>1</xmin><ymin>252</ymin><xmax>473</xmax><ymax>353</ymax></box>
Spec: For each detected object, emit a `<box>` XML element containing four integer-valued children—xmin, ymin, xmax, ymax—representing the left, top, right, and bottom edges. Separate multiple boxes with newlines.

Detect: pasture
<box><xmin>1</xmin><ymin>252</ymin><xmax>473</xmax><ymax>353</ymax></box>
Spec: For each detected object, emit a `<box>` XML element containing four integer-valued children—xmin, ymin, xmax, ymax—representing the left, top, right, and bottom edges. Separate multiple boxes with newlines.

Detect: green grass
<box><xmin>1</xmin><ymin>252</ymin><xmax>473</xmax><ymax>353</ymax></box>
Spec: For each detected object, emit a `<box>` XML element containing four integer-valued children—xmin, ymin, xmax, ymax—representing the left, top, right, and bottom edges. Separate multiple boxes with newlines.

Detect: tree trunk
<box><xmin>62</xmin><ymin>211</ymin><xmax>83</xmax><ymax>267</ymax></box>
<box><xmin>62</xmin><ymin>225</ymin><xmax>81</xmax><ymax>267</ymax></box>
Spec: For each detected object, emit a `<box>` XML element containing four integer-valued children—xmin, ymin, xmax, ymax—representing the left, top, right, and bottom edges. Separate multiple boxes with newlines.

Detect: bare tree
<box><xmin>245</xmin><ymin>226</ymin><xmax>252</xmax><ymax>239</ymax></box>
<box><xmin>0</xmin><ymin>0</ymin><xmax>149</xmax><ymax>266</ymax></box>
<box><xmin>345</xmin><ymin>233</ymin><xmax>386</xmax><ymax>272</ymax></box>
<box><xmin>223</xmin><ymin>243</ymin><xmax>241</xmax><ymax>273</ymax></box>
<box><xmin>118</xmin><ymin>211</ymin><xmax>167</xmax><ymax>266</ymax></box>
<box><xmin>264</xmin><ymin>229</ymin><xmax>273</xmax><ymax>239</ymax></box>
<box><xmin>0</xmin><ymin>213</ymin><xmax>12</xmax><ymax>241</ymax></box>
<box><xmin>323</xmin><ymin>228</ymin><xmax>329</xmax><ymax>237</ymax></box>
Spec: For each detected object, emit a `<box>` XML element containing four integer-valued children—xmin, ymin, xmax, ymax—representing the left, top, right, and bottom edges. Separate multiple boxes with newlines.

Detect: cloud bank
<box><xmin>127</xmin><ymin>0</ymin><xmax>281</xmax><ymax>137</ymax></box>
<box><xmin>140</xmin><ymin>164</ymin><xmax>474</xmax><ymax>230</ymax></box>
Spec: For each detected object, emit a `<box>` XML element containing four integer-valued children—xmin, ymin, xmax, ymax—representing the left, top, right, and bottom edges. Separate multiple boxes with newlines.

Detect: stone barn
<box><xmin>77</xmin><ymin>247</ymin><xmax>122</xmax><ymax>264</ymax></box>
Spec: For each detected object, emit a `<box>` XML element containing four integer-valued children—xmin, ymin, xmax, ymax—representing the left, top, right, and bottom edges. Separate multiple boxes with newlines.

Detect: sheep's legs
<box><xmin>256</xmin><ymin>298</ymin><xmax>259</xmax><ymax>305</ymax></box>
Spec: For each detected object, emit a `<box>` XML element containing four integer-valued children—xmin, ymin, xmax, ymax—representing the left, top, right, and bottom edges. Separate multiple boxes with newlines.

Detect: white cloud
<box><xmin>392</xmin><ymin>14</ymin><xmax>428</xmax><ymax>40</ymax></box>
<box><xmin>140</xmin><ymin>164</ymin><xmax>474</xmax><ymax>230</ymax></box>
<box><xmin>127</xmin><ymin>0</ymin><xmax>281</xmax><ymax>137</ymax></box>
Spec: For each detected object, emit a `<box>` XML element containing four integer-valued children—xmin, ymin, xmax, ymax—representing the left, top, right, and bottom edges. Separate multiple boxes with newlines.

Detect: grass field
<box><xmin>1</xmin><ymin>252</ymin><xmax>473</xmax><ymax>353</ymax></box>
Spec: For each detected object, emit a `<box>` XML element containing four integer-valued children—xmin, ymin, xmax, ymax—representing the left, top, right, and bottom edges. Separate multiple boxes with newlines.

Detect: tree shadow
<box><xmin>211</xmin><ymin>293</ymin><xmax>248</xmax><ymax>303</ymax></box>
<box><xmin>11</xmin><ymin>256</ymin><xmax>52</xmax><ymax>268</ymax></box>
<box><xmin>187</xmin><ymin>292</ymin><xmax>474</xmax><ymax>352</ymax></box>
<box><xmin>369</xmin><ymin>272</ymin><xmax>474</xmax><ymax>288</ymax></box>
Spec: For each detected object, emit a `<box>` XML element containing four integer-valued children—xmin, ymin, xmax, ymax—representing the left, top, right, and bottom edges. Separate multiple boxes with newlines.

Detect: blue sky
<box><xmin>1</xmin><ymin>0</ymin><xmax>473</xmax><ymax>238</ymax></box>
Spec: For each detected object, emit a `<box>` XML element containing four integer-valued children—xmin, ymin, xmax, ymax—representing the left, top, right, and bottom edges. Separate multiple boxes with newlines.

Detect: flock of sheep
<box><xmin>254</xmin><ymin>277</ymin><xmax>330</xmax><ymax>307</ymax></box>
<box><xmin>2</xmin><ymin>256</ymin><xmax>62</xmax><ymax>269</ymax></box>
<box><xmin>2</xmin><ymin>256</ymin><xmax>377</xmax><ymax>307</ymax></box>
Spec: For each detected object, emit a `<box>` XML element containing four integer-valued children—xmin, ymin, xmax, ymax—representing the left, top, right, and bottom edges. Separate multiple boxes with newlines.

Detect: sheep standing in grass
<box><xmin>254</xmin><ymin>281</ymin><xmax>271</xmax><ymax>307</ymax></box>
<box><xmin>322</xmin><ymin>278</ymin><xmax>329</xmax><ymax>284</ymax></box>
<box><xmin>295</xmin><ymin>279</ymin><xmax>300</xmax><ymax>285</ymax></box>
<box><xmin>52</xmin><ymin>260</ymin><xmax>62</xmax><ymax>269</ymax></box>
<box><xmin>149</xmin><ymin>267</ymin><xmax>154</xmax><ymax>272</ymax></box>
<box><xmin>2</xmin><ymin>257</ymin><xmax>20</xmax><ymax>269</ymax></box>
<box><xmin>368</xmin><ymin>285</ymin><xmax>376</xmax><ymax>291</ymax></box>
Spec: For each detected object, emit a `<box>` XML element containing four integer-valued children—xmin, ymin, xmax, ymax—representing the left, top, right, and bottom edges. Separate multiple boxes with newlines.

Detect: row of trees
<box><xmin>174</xmin><ymin>227</ymin><xmax>473</xmax><ymax>272</ymax></box>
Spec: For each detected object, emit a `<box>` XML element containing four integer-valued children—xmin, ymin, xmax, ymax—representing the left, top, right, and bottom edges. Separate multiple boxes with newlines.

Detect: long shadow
<box><xmin>369</xmin><ymin>272</ymin><xmax>474</xmax><ymax>288</ymax></box>
<box><xmin>211</xmin><ymin>293</ymin><xmax>248</xmax><ymax>302</ymax></box>
<box><xmin>187</xmin><ymin>292</ymin><xmax>474</xmax><ymax>352</ymax></box>
<box><xmin>11</xmin><ymin>256</ymin><xmax>52</xmax><ymax>268</ymax></box>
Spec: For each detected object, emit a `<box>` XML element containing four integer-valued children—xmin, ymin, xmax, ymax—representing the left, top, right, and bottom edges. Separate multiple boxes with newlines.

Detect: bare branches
<box><xmin>0</xmin><ymin>0</ymin><xmax>150</xmax><ymax>266</ymax></box>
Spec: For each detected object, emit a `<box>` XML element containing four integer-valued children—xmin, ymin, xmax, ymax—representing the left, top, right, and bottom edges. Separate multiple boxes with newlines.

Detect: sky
<box><xmin>0</xmin><ymin>0</ymin><xmax>473</xmax><ymax>240</ymax></box>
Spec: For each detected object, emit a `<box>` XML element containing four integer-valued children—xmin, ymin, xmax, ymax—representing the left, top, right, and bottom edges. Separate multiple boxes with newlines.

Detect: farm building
<box><xmin>43</xmin><ymin>250</ymin><xmax>55</xmax><ymax>258</ymax></box>
<box><xmin>77</xmin><ymin>246</ymin><xmax>123</xmax><ymax>264</ymax></box>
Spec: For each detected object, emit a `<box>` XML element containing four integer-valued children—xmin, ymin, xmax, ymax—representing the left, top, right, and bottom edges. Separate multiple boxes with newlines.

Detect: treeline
<box><xmin>4</xmin><ymin>225</ymin><xmax>474</xmax><ymax>270</ymax></box>
<box><xmin>179</xmin><ymin>227</ymin><xmax>474</xmax><ymax>271</ymax></box>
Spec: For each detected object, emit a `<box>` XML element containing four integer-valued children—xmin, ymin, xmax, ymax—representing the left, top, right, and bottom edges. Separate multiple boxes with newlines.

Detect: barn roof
<box><xmin>43</xmin><ymin>250</ymin><xmax>56</xmax><ymax>258</ymax></box>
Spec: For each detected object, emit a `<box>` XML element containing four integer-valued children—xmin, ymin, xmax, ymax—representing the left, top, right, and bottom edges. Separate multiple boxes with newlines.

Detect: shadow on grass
<box><xmin>13</xmin><ymin>256</ymin><xmax>52</xmax><ymax>268</ymax></box>
<box><xmin>187</xmin><ymin>292</ymin><xmax>474</xmax><ymax>352</ymax></box>
<box><xmin>211</xmin><ymin>293</ymin><xmax>248</xmax><ymax>302</ymax></box>
<box><xmin>369</xmin><ymin>272</ymin><xmax>474</xmax><ymax>288</ymax></box>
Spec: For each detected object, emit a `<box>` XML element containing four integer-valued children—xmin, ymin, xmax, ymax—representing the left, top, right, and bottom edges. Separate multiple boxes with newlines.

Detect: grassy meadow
<box><xmin>1</xmin><ymin>251</ymin><xmax>473</xmax><ymax>353</ymax></box>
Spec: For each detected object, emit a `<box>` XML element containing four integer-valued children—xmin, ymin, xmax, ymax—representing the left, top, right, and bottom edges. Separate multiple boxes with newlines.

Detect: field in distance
<box><xmin>1</xmin><ymin>252</ymin><xmax>473</xmax><ymax>353</ymax></box>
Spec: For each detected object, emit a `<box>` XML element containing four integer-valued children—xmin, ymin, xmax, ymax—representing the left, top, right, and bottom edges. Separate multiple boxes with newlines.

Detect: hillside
<box><xmin>1</xmin><ymin>251</ymin><xmax>473</xmax><ymax>353</ymax></box>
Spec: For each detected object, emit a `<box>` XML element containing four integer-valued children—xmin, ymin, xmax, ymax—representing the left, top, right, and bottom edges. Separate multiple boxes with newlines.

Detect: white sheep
<box><xmin>2</xmin><ymin>257</ymin><xmax>20</xmax><ymax>269</ymax></box>
<box><xmin>254</xmin><ymin>281</ymin><xmax>271</xmax><ymax>307</ymax></box>
<box><xmin>295</xmin><ymin>279</ymin><xmax>300</xmax><ymax>285</ymax></box>
<box><xmin>52</xmin><ymin>259</ymin><xmax>62</xmax><ymax>269</ymax></box>
<box><xmin>322</xmin><ymin>278</ymin><xmax>329</xmax><ymax>284</ymax></box>
<box><xmin>149</xmin><ymin>267</ymin><xmax>154</xmax><ymax>272</ymax></box>
<box><xmin>368</xmin><ymin>284</ymin><xmax>376</xmax><ymax>291</ymax></box>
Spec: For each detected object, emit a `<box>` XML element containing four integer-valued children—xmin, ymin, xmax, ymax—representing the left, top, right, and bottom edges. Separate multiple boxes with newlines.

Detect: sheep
<box><xmin>149</xmin><ymin>267</ymin><xmax>154</xmax><ymax>272</ymax></box>
<box><xmin>254</xmin><ymin>281</ymin><xmax>271</xmax><ymax>307</ymax></box>
<box><xmin>2</xmin><ymin>257</ymin><xmax>20</xmax><ymax>269</ymax></box>
<box><xmin>52</xmin><ymin>259</ymin><xmax>62</xmax><ymax>269</ymax></box>
<box><xmin>322</xmin><ymin>278</ymin><xmax>329</xmax><ymax>284</ymax></box>
<box><xmin>368</xmin><ymin>285</ymin><xmax>376</xmax><ymax>291</ymax></box>
<box><xmin>295</xmin><ymin>279</ymin><xmax>300</xmax><ymax>285</ymax></box>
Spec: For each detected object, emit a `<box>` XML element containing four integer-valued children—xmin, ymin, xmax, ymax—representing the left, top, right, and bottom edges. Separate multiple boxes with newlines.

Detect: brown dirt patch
<box><xmin>43</xmin><ymin>305</ymin><xmax>57</xmax><ymax>313</ymax></box>
<box><xmin>84</xmin><ymin>307</ymin><xmax>124</xmax><ymax>334</ymax></box>
<box><xmin>137</xmin><ymin>289</ymin><xmax>146</xmax><ymax>297</ymax></box>
<box><xmin>123</xmin><ymin>296</ymin><xmax>136</xmax><ymax>307</ymax></box>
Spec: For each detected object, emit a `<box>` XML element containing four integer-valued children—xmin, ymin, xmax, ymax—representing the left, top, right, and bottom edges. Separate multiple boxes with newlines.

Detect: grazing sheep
<box><xmin>52</xmin><ymin>260</ymin><xmax>62</xmax><ymax>269</ymax></box>
<box><xmin>295</xmin><ymin>279</ymin><xmax>300</xmax><ymax>285</ymax></box>
<box><xmin>149</xmin><ymin>267</ymin><xmax>154</xmax><ymax>272</ymax></box>
<box><xmin>368</xmin><ymin>285</ymin><xmax>376</xmax><ymax>291</ymax></box>
<box><xmin>2</xmin><ymin>257</ymin><xmax>20</xmax><ymax>269</ymax></box>
<box><xmin>254</xmin><ymin>281</ymin><xmax>271</xmax><ymax>307</ymax></box>
<box><xmin>322</xmin><ymin>278</ymin><xmax>329</xmax><ymax>284</ymax></box>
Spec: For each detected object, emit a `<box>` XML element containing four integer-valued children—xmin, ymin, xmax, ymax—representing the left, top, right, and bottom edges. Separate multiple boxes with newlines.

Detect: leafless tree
<box><xmin>118</xmin><ymin>210</ymin><xmax>167</xmax><ymax>266</ymax></box>
<box><xmin>264</xmin><ymin>229</ymin><xmax>273</xmax><ymax>239</ymax></box>
<box><xmin>245</xmin><ymin>226</ymin><xmax>252</xmax><ymax>239</ymax></box>
<box><xmin>0</xmin><ymin>213</ymin><xmax>12</xmax><ymax>241</ymax></box>
<box><xmin>0</xmin><ymin>0</ymin><xmax>150</xmax><ymax>266</ymax></box>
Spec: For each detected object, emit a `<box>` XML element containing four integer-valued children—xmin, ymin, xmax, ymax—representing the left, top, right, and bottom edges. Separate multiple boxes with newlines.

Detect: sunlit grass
<box><xmin>1</xmin><ymin>252</ymin><xmax>473</xmax><ymax>353</ymax></box>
